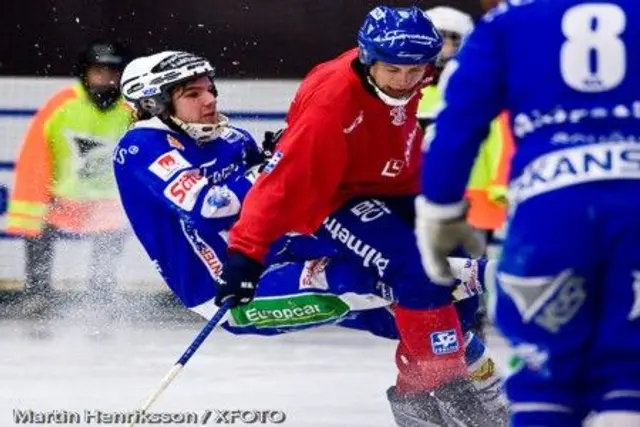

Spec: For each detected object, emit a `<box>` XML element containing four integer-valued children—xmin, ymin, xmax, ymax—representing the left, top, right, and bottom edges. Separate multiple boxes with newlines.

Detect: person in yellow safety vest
<box><xmin>418</xmin><ymin>6</ymin><xmax>514</xmax><ymax>241</ymax></box>
<box><xmin>5</xmin><ymin>40</ymin><xmax>134</xmax><ymax>316</ymax></box>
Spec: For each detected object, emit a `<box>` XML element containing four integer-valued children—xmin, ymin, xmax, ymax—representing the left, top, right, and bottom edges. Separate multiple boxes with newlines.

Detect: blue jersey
<box><xmin>113</xmin><ymin>118</ymin><xmax>263</xmax><ymax>309</ymax></box>
<box><xmin>421</xmin><ymin>0</ymin><xmax>640</xmax><ymax>206</ymax></box>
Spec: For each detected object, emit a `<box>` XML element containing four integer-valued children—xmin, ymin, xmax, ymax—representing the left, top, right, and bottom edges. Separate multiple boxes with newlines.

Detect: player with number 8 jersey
<box><xmin>415</xmin><ymin>1</ymin><xmax>640</xmax><ymax>426</ymax></box>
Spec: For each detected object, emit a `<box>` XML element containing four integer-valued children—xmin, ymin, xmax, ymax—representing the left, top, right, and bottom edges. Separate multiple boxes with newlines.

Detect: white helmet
<box><xmin>425</xmin><ymin>7</ymin><xmax>474</xmax><ymax>68</ymax></box>
<box><xmin>121</xmin><ymin>51</ymin><xmax>228</xmax><ymax>143</ymax></box>
<box><xmin>121</xmin><ymin>51</ymin><xmax>215</xmax><ymax>115</ymax></box>
<box><xmin>425</xmin><ymin>6</ymin><xmax>474</xmax><ymax>39</ymax></box>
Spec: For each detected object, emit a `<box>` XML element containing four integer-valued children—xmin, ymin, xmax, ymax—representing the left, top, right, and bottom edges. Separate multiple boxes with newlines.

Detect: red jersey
<box><xmin>230</xmin><ymin>49</ymin><xmax>426</xmax><ymax>262</ymax></box>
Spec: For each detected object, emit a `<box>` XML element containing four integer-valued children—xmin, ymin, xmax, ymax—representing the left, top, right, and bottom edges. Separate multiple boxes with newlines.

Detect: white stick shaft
<box><xmin>127</xmin><ymin>364</ymin><xmax>184</xmax><ymax>427</ymax></box>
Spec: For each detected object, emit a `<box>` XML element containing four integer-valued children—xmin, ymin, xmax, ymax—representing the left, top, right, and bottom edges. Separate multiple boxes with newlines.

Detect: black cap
<box><xmin>79</xmin><ymin>41</ymin><xmax>130</xmax><ymax>73</ymax></box>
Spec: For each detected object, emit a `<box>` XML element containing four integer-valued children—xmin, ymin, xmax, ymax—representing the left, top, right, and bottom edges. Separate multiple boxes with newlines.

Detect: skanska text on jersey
<box><xmin>509</xmin><ymin>142</ymin><xmax>640</xmax><ymax>204</ymax></box>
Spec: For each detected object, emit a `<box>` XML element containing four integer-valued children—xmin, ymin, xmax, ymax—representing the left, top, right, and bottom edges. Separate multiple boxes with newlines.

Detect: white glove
<box><xmin>415</xmin><ymin>195</ymin><xmax>486</xmax><ymax>286</ymax></box>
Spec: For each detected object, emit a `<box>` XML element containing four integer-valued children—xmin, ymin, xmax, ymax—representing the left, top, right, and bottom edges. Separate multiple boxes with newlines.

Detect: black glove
<box><xmin>215</xmin><ymin>251</ymin><xmax>265</xmax><ymax>307</ymax></box>
<box><xmin>262</xmin><ymin>128</ymin><xmax>285</xmax><ymax>158</ymax></box>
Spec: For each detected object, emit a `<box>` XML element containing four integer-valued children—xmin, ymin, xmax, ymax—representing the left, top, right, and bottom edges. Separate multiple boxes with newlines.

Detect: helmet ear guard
<box><xmin>137</xmin><ymin>95</ymin><xmax>169</xmax><ymax>116</ymax></box>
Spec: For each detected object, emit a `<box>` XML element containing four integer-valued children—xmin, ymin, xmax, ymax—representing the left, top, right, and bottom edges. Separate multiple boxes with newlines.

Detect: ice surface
<box><xmin>1</xmin><ymin>318</ymin><xmax>512</xmax><ymax>427</ymax></box>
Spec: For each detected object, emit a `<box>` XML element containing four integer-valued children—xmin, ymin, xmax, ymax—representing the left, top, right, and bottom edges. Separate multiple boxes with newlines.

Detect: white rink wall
<box><xmin>0</xmin><ymin>77</ymin><xmax>300</xmax><ymax>291</ymax></box>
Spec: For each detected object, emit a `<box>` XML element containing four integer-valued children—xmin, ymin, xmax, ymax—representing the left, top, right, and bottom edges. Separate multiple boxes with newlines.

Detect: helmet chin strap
<box><xmin>169</xmin><ymin>113</ymin><xmax>230</xmax><ymax>144</ymax></box>
<box><xmin>366</xmin><ymin>76</ymin><xmax>419</xmax><ymax>107</ymax></box>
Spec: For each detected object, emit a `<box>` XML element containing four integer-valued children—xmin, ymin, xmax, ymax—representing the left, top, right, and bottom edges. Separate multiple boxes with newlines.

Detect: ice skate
<box><xmin>387</xmin><ymin>385</ymin><xmax>448</xmax><ymax>427</ymax></box>
<box><xmin>389</xmin><ymin>377</ymin><xmax>509</xmax><ymax>427</ymax></box>
<box><xmin>432</xmin><ymin>377</ymin><xmax>508</xmax><ymax>427</ymax></box>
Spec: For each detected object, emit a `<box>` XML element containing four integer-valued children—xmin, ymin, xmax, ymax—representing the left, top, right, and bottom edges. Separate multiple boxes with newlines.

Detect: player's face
<box><xmin>171</xmin><ymin>76</ymin><xmax>217</xmax><ymax>124</ymax></box>
<box><xmin>438</xmin><ymin>30</ymin><xmax>463</xmax><ymax>64</ymax></box>
<box><xmin>369</xmin><ymin>62</ymin><xmax>429</xmax><ymax>99</ymax></box>
<box><xmin>85</xmin><ymin>65</ymin><xmax>121</xmax><ymax>89</ymax></box>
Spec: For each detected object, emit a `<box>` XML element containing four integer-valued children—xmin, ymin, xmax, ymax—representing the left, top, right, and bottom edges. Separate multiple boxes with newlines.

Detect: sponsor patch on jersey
<box><xmin>166</xmin><ymin>135</ymin><xmax>185</xmax><ymax>151</ymax></box>
<box><xmin>149</xmin><ymin>150</ymin><xmax>191</xmax><ymax>181</ymax></box>
<box><xmin>164</xmin><ymin>170</ymin><xmax>207</xmax><ymax>211</ymax></box>
<box><xmin>263</xmin><ymin>151</ymin><xmax>283</xmax><ymax>173</ymax></box>
<box><xmin>299</xmin><ymin>258</ymin><xmax>330</xmax><ymax>291</ymax></box>
<box><xmin>430</xmin><ymin>329</ymin><xmax>460</xmax><ymax>355</ymax></box>
<box><xmin>381</xmin><ymin>159</ymin><xmax>405</xmax><ymax>177</ymax></box>
<box><xmin>229</xmin><ymin>294</ymin><xmax>350</xmax><ymax>329</ymax></box>
<box><xmin>350</xmin><ymin>199</ymin><xmax>391</xmax><ymax>223</ymax></box>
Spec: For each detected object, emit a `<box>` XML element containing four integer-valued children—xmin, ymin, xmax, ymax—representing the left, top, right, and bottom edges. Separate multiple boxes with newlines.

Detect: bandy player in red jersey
<box><xmin>216</xmin><ymin>6</ymin><xmax>509</xmax><ymax>427</ymax></box>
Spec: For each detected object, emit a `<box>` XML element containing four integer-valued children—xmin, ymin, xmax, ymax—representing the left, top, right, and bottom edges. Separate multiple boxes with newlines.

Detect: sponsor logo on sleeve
<box><xmin>148</xmin><ymin>149</ymin><xmax>191</xmax><ymax>181</ymax></box>
<box><xmin>263</xmin><ymin>151</ymin><xmax>283</xmax><ymax>173</ymax></box>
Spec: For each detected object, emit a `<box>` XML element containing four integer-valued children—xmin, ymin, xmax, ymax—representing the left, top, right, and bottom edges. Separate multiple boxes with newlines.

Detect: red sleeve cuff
<box><xmin>228</xmin><ymin>236</ymin><xmax>269</xmax><ymax>264</ymax></box>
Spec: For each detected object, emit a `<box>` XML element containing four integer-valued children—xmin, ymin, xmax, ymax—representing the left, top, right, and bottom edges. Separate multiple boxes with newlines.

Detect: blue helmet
<box><xmin>358</xmin><ymin>6</ymin><xmax>443</xmax><ymax>66</ymax></box>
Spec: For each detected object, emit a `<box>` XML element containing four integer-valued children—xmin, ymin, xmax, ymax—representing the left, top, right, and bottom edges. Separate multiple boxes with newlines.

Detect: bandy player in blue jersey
<box><xmin>416</xmin><ymin>1</ymin><xmax>640</xmax><ymax>426</ymax></box>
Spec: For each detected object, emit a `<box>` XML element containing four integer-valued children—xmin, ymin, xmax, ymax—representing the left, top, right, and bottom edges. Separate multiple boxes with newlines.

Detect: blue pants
<box><xmin>316</xmin><ymin>196</ymin><xmax>460</xmax><ymax>309</ymax></box>
<box><xmin>222</xmin><ymin>196</ymin><xmax>482</xmax><ymax>339</ymax></box>
<box><xmin>494</xmin><ymin>182</ymin><xmax>640</xmax><ymax>425</ymax></box>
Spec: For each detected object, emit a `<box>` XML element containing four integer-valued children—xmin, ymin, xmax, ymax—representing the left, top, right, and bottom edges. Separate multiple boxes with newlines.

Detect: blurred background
<box><xmin>3</xmin><ymin>0</ymin><xmax>483</xmax><ymax>78</ymax></box>
<box><xmin>0</xmin><ymin>0</ymin><xmax>492</xmax><ymax>322</ymax></box>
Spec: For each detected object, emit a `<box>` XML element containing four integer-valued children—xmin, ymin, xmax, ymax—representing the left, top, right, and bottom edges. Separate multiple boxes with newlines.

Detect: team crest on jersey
<box><xmin>166</xmin><ymin>135</ymin><xmax>185</xmax><ymax>151</ymax></box>
<box><xmin>390</xmin><ymin>105</ymin><xmax>407</xmax><ymax>126</ymax></box>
